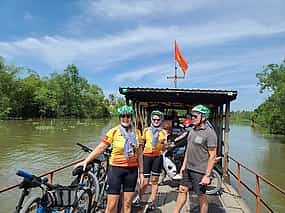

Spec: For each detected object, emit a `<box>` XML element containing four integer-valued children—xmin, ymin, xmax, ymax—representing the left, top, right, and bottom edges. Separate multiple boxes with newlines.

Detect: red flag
<box><xmin>174</xmin><ymin>40</ymin><xmax>188</xmax><ymax>75</ymax></box>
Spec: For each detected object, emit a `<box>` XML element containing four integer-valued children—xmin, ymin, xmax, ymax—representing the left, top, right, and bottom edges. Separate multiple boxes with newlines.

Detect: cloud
<box><xmin>1</xmin><ymin>18</ymin><xmax>284</xmax><ymax>71</ymax></box>
<box><xmin>114</xmin><ymin>64</ymin><xmax>170</xmax><ymax>82</ymax></box>
<box><xmin>85</xmin><ymin>0</ymin><xmax>212</xmax><ymax>18</ymax></box>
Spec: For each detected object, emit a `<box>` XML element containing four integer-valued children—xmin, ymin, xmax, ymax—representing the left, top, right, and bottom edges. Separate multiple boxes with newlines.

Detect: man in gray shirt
<box><xmin>174</xmin><ymin>105</ymin><xmax>217</xmax><ymax>213</ymax></box>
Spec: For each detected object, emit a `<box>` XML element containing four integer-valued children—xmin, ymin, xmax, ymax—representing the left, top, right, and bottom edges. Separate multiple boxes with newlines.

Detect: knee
<box><xmin>123</xmin><ymin>199</ymin><xmax>132</xmax><ymax>209</ymax></box>
<box><xmin>151</xmin><ymin>179</ymin><xmax>158</xmax><ymax>186</ymax></box>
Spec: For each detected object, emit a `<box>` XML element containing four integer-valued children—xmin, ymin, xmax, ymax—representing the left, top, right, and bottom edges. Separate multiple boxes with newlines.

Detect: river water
<box><xmin>0</xmin><ymin>120</ymin><xmax>284</xmax><ymax>212</ymax></box>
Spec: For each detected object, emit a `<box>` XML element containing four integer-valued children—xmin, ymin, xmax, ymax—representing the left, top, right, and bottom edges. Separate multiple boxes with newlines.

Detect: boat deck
<box><xmin>132</xmin><ymin>179</ymin><xmax>251</xmax><ymax>213</ymax></box>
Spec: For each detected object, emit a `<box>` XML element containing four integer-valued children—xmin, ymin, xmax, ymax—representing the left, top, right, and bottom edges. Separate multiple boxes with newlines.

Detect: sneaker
<box><xmin>146</xmin><ymin>202</ymin><xmax>156</xmax><ymax>211</ymax></box>
<box><xmin>172</xmin><ymin>174</ymin><xmax>182</xmax><ymax>180</ymax></box>
<box><xmin>132</xmin><ymin>196</ymin><xmax>141</xmax><ymax>208</ymax></box>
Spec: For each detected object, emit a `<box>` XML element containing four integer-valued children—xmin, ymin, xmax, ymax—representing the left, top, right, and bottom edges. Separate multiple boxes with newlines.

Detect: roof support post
<box><xmin>224</xmin><ymin>101</ymin><xmax>231</xmax><ymax>184</ymax></box>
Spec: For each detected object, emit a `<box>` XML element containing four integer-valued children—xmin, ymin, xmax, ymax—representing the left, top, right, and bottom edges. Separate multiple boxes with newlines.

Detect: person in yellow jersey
<box><xmin>76</xmin><ymin>105</ymin><xmax>143</xmax><ymax>213</ymax></box>
<box><xmin>133</xmin><ymin>110</ymin><xmax>167</xmax><ymax>211</ymax></box>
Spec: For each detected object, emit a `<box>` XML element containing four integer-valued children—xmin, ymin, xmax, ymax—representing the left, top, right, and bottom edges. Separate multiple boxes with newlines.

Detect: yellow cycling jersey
<box><xmin>142</xmin><ymin>127</ymin><xmax>167</xmax><ymax>157</ymax></box>
<box><xmin>101</xmin><ymin>125</ymin><xmax>141</xmax><ymax>167</ymax></box>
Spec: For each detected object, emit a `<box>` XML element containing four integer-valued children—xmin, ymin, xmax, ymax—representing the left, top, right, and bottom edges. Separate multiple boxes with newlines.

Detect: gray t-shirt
<box><xmin>186</xmin><ymin>126</ymin><xmax>217</xmax><ymax>174</ymax></box>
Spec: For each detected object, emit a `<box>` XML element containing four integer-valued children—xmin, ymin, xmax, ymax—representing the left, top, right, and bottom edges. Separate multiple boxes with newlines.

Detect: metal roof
<box><xmin>119</xmin><ymin>87</ymin><xmax>237</xmax><ymax>108</ymax></box>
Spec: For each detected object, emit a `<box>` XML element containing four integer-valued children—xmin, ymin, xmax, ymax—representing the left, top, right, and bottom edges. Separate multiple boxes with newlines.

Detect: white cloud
<box><xmin>85</xmin><ymin>0</ymin><xmax>212</xmax><ymax>18</ymax></box>
<box><xmin>1</xmin><ymin>18</ymin><xmax>284</xmax><ymax>71</ymax></box>
<box><xmin>114</xmin><ymin>64</ymin><xmax>170</xmax><ymax>82</ymax></box>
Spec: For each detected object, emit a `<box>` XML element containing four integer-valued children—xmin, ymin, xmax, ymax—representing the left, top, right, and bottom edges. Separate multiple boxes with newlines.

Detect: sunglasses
<box><xmin>152</xmin><ymin>118</ymin><xmax>161</xmax><ymax>122</ymax></box>
<box><xmin>191</xmin><ymin>114</ymin><xmax>199</xmax><ymax>119</ymax></box>
<box><xmin>120</xmin><ymin>114</ymin><xmax>131</xmax><ymax>118</ymax></box>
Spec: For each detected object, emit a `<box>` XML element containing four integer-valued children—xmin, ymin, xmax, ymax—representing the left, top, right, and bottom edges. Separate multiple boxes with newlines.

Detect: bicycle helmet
<box><xmin>117</xmin><ymin>105</ymin><xmax>134</xmax><ymax>116</ymax></box>
<box><xmin>191</xmin><ymin>104</ymin><xmax>210</xmax><ymax>119</ymax></box>
<box><xmin>151</xmin><ymin>110</ymin><xmax>163</xmax><ymax>119</ymax></box>
<box><xmin>182</xmin><ymin>119</ymin><xmax>192</xmax><ymax>127</ymax></box>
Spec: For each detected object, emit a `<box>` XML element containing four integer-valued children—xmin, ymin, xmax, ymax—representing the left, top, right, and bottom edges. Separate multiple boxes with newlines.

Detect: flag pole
<box><xmin>167</xmin><ymin>40</ymin><xmax>184</xmax><ymax>88</ymax></box>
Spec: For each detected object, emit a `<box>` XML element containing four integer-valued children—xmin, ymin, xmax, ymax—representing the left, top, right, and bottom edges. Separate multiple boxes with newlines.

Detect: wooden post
<box><xmin>224</xmin><ymin>101</ymin><xmax>230</xmax><ymax>184</ymax></box>
<box><xmin>218</xmin><ymin>105</ymin><xmax>224</xmax><ymax>158</ymax></box>
<box><xmin>132</xmin><ymin>101</ymin><xmax>137</xmax><ymax>128</ymax></box>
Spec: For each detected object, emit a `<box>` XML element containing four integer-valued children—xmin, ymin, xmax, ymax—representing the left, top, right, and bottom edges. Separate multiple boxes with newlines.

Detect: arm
<box><xmin>84</xmin><ymin>142</ymin><xmax>109</xmax><ymax>164</ymax></box>
<box><xmin>205</xmin><ymin>147</ymin><xmax>216</xmax><ymax>175</ymax></box>
<box><xmin>137</xmin><ymin>145</ymin><xmax>144</xmax><ymax>173</ymax></box>
<box><xmin>199</xmin><ymin>147</ymin><xmax>216</xmax><ymax>185</ymax></box>
<box><xmin>174</xmin><ymin>131</ymin><xmax>187</xmax><ymax>143</ymax></box>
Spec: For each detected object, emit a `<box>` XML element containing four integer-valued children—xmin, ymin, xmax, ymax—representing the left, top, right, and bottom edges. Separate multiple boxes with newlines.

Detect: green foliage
<box><xmin>0</xmin><ymin>57</ymin><xmax>111</xmax><ymax>119</ymax></box>
<box><xmin>230</xmin><ymin>111</ymin><xmax>253</xmax><ymax>124</ymax></box>
<box><xmin>254</xmin><ymin>59</ymin><xmax>285</xmax><ymax>134</ymax></box>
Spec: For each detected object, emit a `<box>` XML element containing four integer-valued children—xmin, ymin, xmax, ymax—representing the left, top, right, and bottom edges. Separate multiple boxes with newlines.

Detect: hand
<box><xmin>199</xmin><ymin>175</ymin><xmax>210</xmax><ymax>185</ymax></box>
<box><xmin>215</xmin><ymin>156</ymin><xmax>222</xmax><ymax>164</ymax></box>
<box><xmin>179</xmin><ymin>169</ymin><xmax>184</xmax><ymax>177</ymax></box>
<box><xmin>75</xmin><ymin>160</ymin><xmax>88</xmax><ymax>171</ymax></box>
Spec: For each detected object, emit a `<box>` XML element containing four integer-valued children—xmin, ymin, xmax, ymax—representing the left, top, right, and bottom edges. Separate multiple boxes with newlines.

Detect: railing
<box><xmin>227</xmin><ymin>154</ymin><xmax>285</xmax><ymax>213</ymax></box>
<box><xmin>0</xmin><ymin>158</ymin><xmax>84</xmax><ymax>194</ymax></box>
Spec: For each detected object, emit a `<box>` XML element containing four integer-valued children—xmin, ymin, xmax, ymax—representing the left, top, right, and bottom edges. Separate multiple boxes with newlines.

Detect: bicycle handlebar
<box><xmin>17</xmin><ymin>170</ymin><xmax>33</xmax><ymax>181</ymax></box>
<box><xmin>76</xmin><ymin>142</ymin><xmax>93</xmax><ymax>153</ymax></box>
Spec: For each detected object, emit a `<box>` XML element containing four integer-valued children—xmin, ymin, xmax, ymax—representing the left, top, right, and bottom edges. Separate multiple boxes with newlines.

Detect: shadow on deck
<box><xmin>131</xmin><ymin>180</ymin><xmax>226</xmax><ymax>213</ymax></box>
<box><xmin>131</xmin><ymin>179</ymin><xmax>251</xmax><ymax>213</ymax></box>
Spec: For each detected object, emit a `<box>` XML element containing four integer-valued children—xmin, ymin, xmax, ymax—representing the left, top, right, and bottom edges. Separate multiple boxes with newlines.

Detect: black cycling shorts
<box><xmin>107</xmin><ymin>166</ymin><xmax>138</xmax><ymax>195</ymax></box>
<box><xmin>180</xmin><ymin>169</ymin><xmax>206</xmax><ymax>195</ymax></box>
<box><xmin>143</xmin><ymin>155</ymin><xmax>163</xmax><ymax>178</ymax></box>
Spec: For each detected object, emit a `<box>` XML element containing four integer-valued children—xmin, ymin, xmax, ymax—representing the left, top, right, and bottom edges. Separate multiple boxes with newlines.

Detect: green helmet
<box><xmin>151</xmin><ymin>110</ymin><xmax>163</xmax><ymax>119</ymax></box>
<box><xmin>192</xmin><ymin>104</ymin><xmax>210</xmax><ymax>119</ymax></box>
<box><xmin>117</xmin><ymin>105</ymin><xmax>134</xmax><ymax>116</ymax></box>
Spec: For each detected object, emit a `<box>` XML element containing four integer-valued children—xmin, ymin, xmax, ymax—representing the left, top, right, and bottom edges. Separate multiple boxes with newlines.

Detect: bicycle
<box><xmin>15</xmin><ymin>170</ymin><xmax>92</xmax><ymax>213</ymax></box>
<box><xmin>74</xmin><ymin>143</ymin><xmax>111</xmax><ymax>212</ymax></box>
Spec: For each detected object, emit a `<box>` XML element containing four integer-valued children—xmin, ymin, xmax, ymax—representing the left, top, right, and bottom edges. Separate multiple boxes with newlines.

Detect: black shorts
<box><xmin>143</xmin><ymin>155</ymin><xmax>163</xmax><ymax>178</ymax></box>
<box><xmin>107</xmin><ymin>166</ymin><xmax>138</xmax><ymax>195</ymax></box>
<box><xmin>180</xmin><ymin>169</ymin><xmax>206</xmax><ymax>195</ymax></box>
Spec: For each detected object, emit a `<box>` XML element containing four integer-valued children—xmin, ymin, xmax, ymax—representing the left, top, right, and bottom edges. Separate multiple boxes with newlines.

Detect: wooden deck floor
<box><xmin>131</xmin><ymin>179</ymin><xmax>251</xmax><ymax>213</ymax></box>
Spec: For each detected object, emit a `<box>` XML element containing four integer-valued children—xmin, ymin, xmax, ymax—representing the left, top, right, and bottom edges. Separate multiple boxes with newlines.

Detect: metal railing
<box><xmin>0</xmin><ymin>158</ymin><xmax>84</xmax><ymax>194</ymax></box>
<box><xmin>227</xmin><ymin>154</ymin><xmax>285</xmax><ymax>213</ymax></box>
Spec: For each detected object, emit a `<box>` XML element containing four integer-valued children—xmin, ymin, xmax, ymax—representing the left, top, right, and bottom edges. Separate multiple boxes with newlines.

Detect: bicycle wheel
<box><xmin>71</xmin><ymin>188</ymin><xmax>92</xmax><ymax>213</ymax></box>
<box><xmin>20</xmin><ymin>196</ymin><xmax>41</xmax><ymax>213</ymax></box>
<box><xmin>206</xmin><ymin>169</ymin><xmax>222</xmax><ymax>195</ymax></box>
<box><xmin>73</xmin><ymin>172</ymin><xmax>100</xmax><ymax>210</ymax></box>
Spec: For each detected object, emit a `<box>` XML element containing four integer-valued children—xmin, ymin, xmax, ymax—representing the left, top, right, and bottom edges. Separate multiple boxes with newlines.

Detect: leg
<box><xmin>174</xmin><ymin>185</ymin><xmax>189</xmax><ymax>213</ymax></box>
<box><xmin>107</xmin><ymin>166</ymin><xmax>124</xmax><ymax>212</ymax></box>
<box><xmin>174</xmin><ymin>169</ymin><xmax>192</xmax><ymax>213</ymax></box>
<box><xmin>123</xmin><ymin>191</ymin><xmax>135</xmax><ymax>213</ymax></box>
<box><xmin>149</xmin><ymin>155</ymin><xmax>163</xmax><ymax>202</ymax></box>
<box><xmin>105</xmin><ymin>195</ymin><xmax>120</xmax><ymax>213</ymax></box>
<box><xmin>139</xmin><ymin>155</ymin><xmax>152</xmax><ymax>199</ymax></box>
<box><xmin>150</xmin><ymin>176</ymin><xmax>159</xmax><ymax>202</ymax></box>
<box><xmin>199</xmin><ymin>194</ymin><xmax>208</xmax><ymax>213</ymax></box>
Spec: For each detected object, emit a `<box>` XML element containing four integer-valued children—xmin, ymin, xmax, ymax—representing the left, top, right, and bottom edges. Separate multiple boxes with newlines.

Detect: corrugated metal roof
<box><xmin>119</xmin><ymin>87</ymin><xmax>237</xmax><ymax>108</ymax></box>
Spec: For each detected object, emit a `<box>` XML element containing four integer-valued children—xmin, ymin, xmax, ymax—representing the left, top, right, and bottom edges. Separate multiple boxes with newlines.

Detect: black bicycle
<box><xmin>74</xmin><ymin>143</ymin><xmax>111</xmax><ymax>212</ymax></box>
<box><xmin>15</xmin><ymin>170</ymin><xmax>92</xmax><ymax>213</ymax></box>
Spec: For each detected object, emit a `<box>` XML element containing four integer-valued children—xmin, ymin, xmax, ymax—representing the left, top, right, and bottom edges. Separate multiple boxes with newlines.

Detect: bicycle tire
<box><xmin>20</xmin><ymin>196</ymin><xmax>41</xmax><ymax>213</ymax></box>
<box><xmin>71</xmin><ymin>188</ymin><xmax>92</xmax><ymax>213</ymax></box>
<box><xmin>206</xmin><ymin>169</ymin><xmax>222</xmax><ymax>195</ymax></box>
<box><xmin>73</xmin><ymin>172</ymin><xmax>100</xmax><ymax>209</ymax></box>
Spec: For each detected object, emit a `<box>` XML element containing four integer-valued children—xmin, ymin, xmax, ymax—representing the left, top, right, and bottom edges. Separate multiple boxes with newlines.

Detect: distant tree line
<box><xmin>230</xmin><ymin>111</ymin><xmax>253</xmax><ymax>123</ymax></box>
<box><xmin>0</xmin><ymin>56</ymin><xmax>122</xmax><ymax>119</ymax></box>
